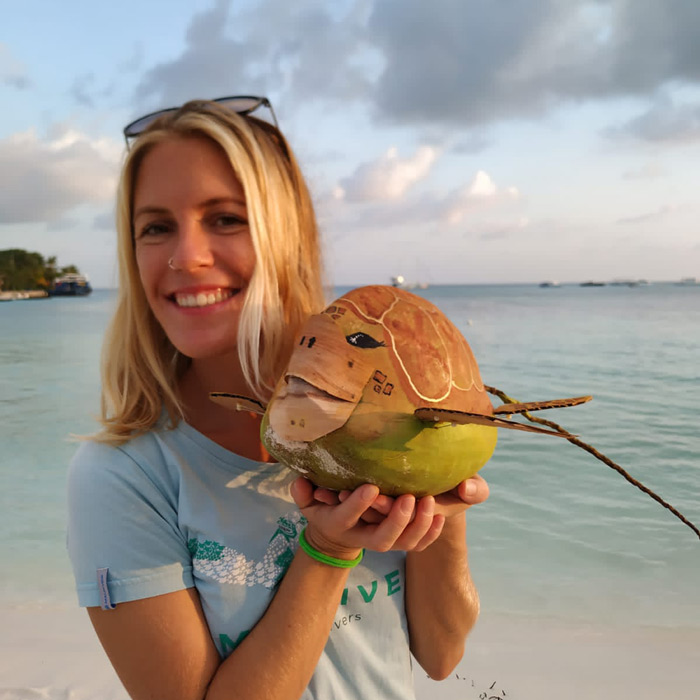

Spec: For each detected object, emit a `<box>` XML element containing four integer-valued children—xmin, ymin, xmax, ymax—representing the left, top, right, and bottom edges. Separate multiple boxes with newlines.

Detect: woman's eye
<box><xmin>135</xmin><ymin>223</ymin><xmax>165</xmax><ymax>239</ymax></box>
<box><xmin>213</xmin><ymin>214</ymin><xmax>247</xmax><ymax>229</ymax></box>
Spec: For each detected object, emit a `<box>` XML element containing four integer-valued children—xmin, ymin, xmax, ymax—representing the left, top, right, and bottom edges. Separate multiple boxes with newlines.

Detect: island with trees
<box><xmin>0</xmin><ymin>248</ymin><xmax>92</xmax><ymax>299</ymax></box>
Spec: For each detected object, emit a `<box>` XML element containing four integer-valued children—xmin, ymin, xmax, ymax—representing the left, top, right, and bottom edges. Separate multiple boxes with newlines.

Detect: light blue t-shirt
<box><xmin>67</xmin><ymin>419</ymin><xmax>416</xmax><ymax>699</ymax></box>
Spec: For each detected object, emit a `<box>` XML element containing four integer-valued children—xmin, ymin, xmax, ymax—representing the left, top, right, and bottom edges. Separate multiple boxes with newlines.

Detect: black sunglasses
<box><xmin>122</xmin><ymin>95</ymin><xmax>279</xmax><ymax>145</ymax></box>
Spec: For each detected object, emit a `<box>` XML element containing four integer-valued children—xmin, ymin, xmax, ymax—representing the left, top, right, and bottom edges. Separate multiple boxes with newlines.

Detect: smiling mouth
<box><xmin>171</xmin><ymin>288</ymin><xmax>237</xmax><ymax>308</ymax></box>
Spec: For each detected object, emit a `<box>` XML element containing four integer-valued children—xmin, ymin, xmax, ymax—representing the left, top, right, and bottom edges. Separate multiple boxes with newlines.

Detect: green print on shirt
<box><xmin>220</xmin><ymin>630</ymin><xmax>250</xmax><ymax>654</ymax></box>
<box><xmin>340</xmin><ymin>569</ymin><xmax>401</xmax><ymax>605</ymax></box>
<box><xmin>187</xmin><ymin>538</ymin><xmax>224</xmax><ymax>561</ymax></box>
<box><xmin>188</xmin><ymin>511</ymin><xmax>306</xmax><ymax>589</ymax></box>
<box><xmin>222</xmin><ymin>569</ymin><xmax>401</xmax><ymax>652</ymax></box>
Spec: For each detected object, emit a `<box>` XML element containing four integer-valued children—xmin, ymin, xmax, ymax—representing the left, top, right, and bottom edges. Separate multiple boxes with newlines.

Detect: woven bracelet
<box><xmin>298</xmin><ymin>527</ymin><xmax>364</xmax><ymax>569</ymax></box>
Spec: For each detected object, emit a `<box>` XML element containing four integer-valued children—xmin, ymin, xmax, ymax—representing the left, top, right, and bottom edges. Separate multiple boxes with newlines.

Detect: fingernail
<box><xmin>401</xmin><ymin>495</ymin><xmax>415</xmax><ymax>514</ymax></box>
<box><xmin>464</xmin><ymin>481</ymin><xmax>477</xmax><ymax>496</ymax></box>
<box><xmin>361</xmin><ymin>484</ymin><xmax>378</xmax><ymax>502</ymax></box>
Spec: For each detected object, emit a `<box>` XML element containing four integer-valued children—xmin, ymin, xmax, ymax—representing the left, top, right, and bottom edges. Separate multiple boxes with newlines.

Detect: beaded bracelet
<box><xmin>298</xmin><ymin>527</ymin><xmax>364</xmax><ymax>569</ymax></box>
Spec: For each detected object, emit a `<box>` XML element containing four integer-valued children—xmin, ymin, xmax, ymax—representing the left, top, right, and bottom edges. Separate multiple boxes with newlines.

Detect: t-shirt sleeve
<box><xmin>67</xmin><ymin>438</ymin><xmax>194</xmax><ymax>608</ymax></box>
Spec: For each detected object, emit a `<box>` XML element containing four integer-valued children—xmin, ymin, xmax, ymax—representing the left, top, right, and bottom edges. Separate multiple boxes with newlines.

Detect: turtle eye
<box><xmin>346</xmin><ymin>332</ymin><xmax>385</xmax><ymax>349</ymax></box>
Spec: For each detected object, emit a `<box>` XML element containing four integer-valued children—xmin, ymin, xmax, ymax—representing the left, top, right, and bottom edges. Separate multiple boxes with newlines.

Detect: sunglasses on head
<box><xmin>122</xmin><ymin>95</ymin><xmax>279</xmax><ymax>145</ymax></box>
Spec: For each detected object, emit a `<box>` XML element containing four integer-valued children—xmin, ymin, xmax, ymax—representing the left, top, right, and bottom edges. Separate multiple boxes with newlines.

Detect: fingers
<box><xmin>412</xmin><ymin>513</ymin><xmax>446</xmax><ymax>551</ymax></box>
<box><xmin>295</xmin><ymin>479</ymin><xmax>474</xmax><ymax>554</ymax></box>
<box><xmin>368</xmin><ymin>494</ymin><xmax>415</xmax><ymax>550</ymax></box>
<box><xmin>290</xmin><ymin>477</ymin><xmax>315</xmax><ymax>509</ymax></box>
<box><xmin>302</xmin><ymin>484</ymin><xmax>380</xmax><ymax>559</ymax></box>
<box><xmin>313</xmin><ymin>487</ymin><xmax>341</xmax><ymax>506</ymax></box>
<box><xmin>332</xmin><ymin>484</ymin><xmax>381</xmax><ymax>530</ymax></box>
<box><xmin>456</xmin><ymin>474</ymin><xmax>490</xmax><ymax>506</ymax></box>
<box><xmin>337</xmin><ymin>489</ymin><xmax>393</xmax><ymax>524</ymax></box>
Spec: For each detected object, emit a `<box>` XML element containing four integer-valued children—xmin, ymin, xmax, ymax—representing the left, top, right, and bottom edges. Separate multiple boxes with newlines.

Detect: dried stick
<box><xmin>485</xmin><ymin>385</ymin><xmax>700</xmax><ymax>541</ymax></box>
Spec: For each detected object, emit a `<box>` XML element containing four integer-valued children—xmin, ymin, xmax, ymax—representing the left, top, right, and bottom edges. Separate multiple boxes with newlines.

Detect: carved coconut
<box><xmin>212</xmin><ymin>285</ymin><xmax>590</xmax><ymax>496</ymax></box>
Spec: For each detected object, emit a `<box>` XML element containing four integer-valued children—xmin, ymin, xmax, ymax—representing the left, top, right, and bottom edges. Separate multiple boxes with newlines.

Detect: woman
<box><xmin>67</xmin><ymin>96</ymin><xmax>489</xmax><ymax>700</ymax></box>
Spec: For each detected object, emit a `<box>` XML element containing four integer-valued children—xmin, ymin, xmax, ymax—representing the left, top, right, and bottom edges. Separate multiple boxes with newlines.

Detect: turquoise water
<box><xmin>1</xmin><ymin>284</ymin><xmax>698</xmax><ymax>629</ymax></box>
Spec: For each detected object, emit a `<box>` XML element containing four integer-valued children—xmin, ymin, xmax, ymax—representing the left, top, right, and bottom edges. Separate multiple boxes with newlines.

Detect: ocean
<box><xmin>1</xmin><ymin>283</ymin><xmax>699</xmax><ymax>697</ymax></box>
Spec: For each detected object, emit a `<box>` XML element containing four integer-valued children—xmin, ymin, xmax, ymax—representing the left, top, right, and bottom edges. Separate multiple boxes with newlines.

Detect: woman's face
<box><xmin>132</xmin><ymin>136</ymin><xmax>256</xmax><ymax>360</ymax></box>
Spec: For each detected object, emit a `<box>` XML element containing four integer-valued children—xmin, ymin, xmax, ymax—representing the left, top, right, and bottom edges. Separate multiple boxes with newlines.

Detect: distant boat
<box><xmin>610</xmin><ymin>279</ymin><xmax>640</xmax><ymax>287</ymax></box>
<box><xmin>539</xmin><ymin>281</ymin><xmax>560</xmax><ymax>288</ymax></box>
<box><xmin>390</xmin><ymin>275</ymin><xmax>428</xmax><ymax>290</ymax></box>
<box><xmin>678</xmin><ymin>277</ymin><xmax>698</xmax><ymax>286</ymax></box>
<box><xmin>48</xmin><ymin>273</ymin><xmax>92</xmax><ymax>296</ymax></box>
<box><xmin>580</xmin><ymin>281</ymin><xmax>606</xmax><ymax>287</ymax></box>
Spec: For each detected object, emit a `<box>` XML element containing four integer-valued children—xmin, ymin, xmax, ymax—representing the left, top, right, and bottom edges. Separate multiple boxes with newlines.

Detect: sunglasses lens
<box><xmin>124</xmin><ymin>110</ymin><xmax>176</xmax><ymax>137</ymax></box>
<box><xmin>216</xmin><ymin>96</ymin><xmax>265</xmax><ymax>114</ymax></box>
<box><xmin>123</xmin><ymin>96</ymin><xmax>274</xmax><ymax>140</ymax></box>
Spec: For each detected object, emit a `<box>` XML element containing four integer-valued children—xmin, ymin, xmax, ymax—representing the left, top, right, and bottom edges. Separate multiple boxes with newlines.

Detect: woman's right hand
<box><xmin>290</xmin><ymin>477</ymin><xmax>445</xmax><ymax>557</ymax></box>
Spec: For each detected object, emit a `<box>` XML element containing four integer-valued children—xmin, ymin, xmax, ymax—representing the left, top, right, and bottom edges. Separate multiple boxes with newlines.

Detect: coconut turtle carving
<box><xmin>212</xmin><ymin>285</ymin><xmax>591</xmax><ymax>496</ymax></box>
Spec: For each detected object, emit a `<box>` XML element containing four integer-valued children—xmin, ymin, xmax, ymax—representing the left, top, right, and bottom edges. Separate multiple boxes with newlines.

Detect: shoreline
<box><xmin>2</xmin><ymin>602</ymin><xmax>698</xmax><ymax>700</ymax></box>
<box><xmin>0</xmin><ymin>290</ymin><xmax>49</xmax><ymax>301</ymax></box>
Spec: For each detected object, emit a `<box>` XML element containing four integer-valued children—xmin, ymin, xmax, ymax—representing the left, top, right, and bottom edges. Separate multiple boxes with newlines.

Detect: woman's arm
<box><xmin>404</xmin><ymin>476</ymin><xmax>489</xmax><ymax>680</ymax></box>
<box><xmin>405</xmin><ymin>513</ymin><xmax>478</xmax><ymax>679</ymax></box>
<box><xmin>315</xmin><ymin>474</ymin><xmax>489</xmax><ymax>680</ymax></box>
<box><xmin>89</xmin><ymin>548</ymin><xmax>352</xmax><ymax>700</ymax></box>
<box><xmin>87</xmin><ymin>480</ymin><xmax>446</xmax><ymax>700</ymax></box>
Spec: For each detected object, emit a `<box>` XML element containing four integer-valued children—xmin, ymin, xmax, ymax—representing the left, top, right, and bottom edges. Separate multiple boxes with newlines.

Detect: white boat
<box><xmin>49</xmin><ymin>273</ymin><xmax>93</xmax><ymax>296</ymax></box>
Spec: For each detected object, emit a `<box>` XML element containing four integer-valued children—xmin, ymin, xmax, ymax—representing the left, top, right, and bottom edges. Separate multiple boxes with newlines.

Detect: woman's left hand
<box><xmin>313</xmin><ymin>474</ymin><xmax>490</xmax><ymax>524</ymax></box>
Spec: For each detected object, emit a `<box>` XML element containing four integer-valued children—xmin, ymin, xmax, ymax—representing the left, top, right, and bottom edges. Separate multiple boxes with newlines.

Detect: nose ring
<box><xmin>168</xmin><ymin>258</ymin><xmax>177</xmax><ymax>271</ymax></box>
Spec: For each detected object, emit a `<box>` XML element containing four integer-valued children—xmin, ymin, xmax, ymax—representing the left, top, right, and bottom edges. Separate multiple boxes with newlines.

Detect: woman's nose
<box><xmin>169</xmin><ymin>221</ymin><xmax>214</xmax><ymax>272</ymax></box>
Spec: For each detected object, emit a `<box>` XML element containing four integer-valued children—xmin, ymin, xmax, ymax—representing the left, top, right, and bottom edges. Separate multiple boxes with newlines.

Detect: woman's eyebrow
<box><xmin>200</xmin><ymin>196</ymin><xmax>247</xmax><ymax>208</ymax></box>
<box><xmin>133</xmin><ymin>198</ymin><xmax>247</xmax><ymax>219</ymax></box>
<box><xmin>133</xmin><ymin>205</ymin><xmax>169</xmax><ymax>219</ymax></box>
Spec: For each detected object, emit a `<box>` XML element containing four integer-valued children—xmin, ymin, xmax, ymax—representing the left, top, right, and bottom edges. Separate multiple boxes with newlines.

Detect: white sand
<box><xmin>415</xmin><ymin>614</ymin><xmax>700</xmax><ymax>700</ymax></box>
<box><xmin>2</xmin><ymin>603</ymin><xmax>699</xmax><ymax>699</ymax></box>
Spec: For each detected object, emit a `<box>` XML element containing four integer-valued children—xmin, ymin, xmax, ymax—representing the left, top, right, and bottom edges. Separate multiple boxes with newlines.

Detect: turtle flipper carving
<box><xmin>210</xmin><ymin>393</ymin><xmax>267</xmax><ymax>415</ymax></box>
<box><xmin>492</xmin><ymin>396</ymin><xmax>592</xmax><ymax>415</ymax></box>
<box><xmin>413</xmin><ymin>407</ymin><xmax>572</xmax><ymax>437</ymax></box>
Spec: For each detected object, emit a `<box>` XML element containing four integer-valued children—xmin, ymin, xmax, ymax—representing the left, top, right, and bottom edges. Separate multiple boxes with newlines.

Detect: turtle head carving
<box><xmin>268</xmin><ymin>285</ymin><xmax>494</xmax><ymax>444</ymax></box>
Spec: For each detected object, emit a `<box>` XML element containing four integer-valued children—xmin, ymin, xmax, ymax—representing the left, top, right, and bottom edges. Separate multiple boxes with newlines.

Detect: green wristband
<box><xmin>298</xmin><ymin>527</ymin><xmax>364</xmax><ymax>569</ymax></box>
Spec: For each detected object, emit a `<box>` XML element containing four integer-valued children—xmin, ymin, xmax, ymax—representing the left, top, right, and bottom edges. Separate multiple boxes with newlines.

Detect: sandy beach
<box><xmin>2</xmin><ymin>603</ymin><xmax>698</xmax><ymax>700</ymax></box>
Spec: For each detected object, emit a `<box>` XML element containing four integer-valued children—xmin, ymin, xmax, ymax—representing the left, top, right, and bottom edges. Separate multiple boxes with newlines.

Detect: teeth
<box><xmin>174</xmin><ymin>289</ymin><xmax>233</xmax><ymax>308</ymax></box>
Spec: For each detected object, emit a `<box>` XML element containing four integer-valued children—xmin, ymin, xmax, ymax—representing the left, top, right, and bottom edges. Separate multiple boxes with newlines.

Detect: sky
<box><xmin>2</xmin><ymin>0</ymin><xmax>700</xmax><ymax>287</ymax></box>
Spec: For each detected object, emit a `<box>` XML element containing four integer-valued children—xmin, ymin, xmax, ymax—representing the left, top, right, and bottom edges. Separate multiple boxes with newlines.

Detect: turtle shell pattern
<box><xmin>328</xmin><ymin>285</ymin><xmax>493</xmax><ymax>415</ymax></box>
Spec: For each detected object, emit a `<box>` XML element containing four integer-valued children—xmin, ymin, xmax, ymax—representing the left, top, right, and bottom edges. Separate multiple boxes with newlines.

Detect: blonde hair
<box><xmin>97</xmin><ymin>101</ymin><xmax>325</xmax><ymax>444</ymax></box>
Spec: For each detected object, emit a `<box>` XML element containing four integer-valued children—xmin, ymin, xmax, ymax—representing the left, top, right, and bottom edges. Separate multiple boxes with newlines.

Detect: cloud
<box><xmin>118</xmin><ymin>42</ymin><xmax>144</xmax><ymax>74</ymax></box>
<box><xmin>0</xmin><ymin>127</ymin><xmax>120</xmax><ymax>225</ymax></box>
<box><xmin>0</xmin><ymin>43</ymin><xmax>31</xmax><ymax>89</ymax></box>
<box><xmin>622</xmin><ymin>162</ymin><xmax>665</xmax><ymax>180</ymax></box>
<box><xmin>365</xmin><ymin>0</ymin><xmax>700</xmax><ymax>128</ymax></box>
<box><xmin>125</xmin><ymin>0</ymin><xmax>700</xmax><ymax>139</ymax></box>
<box><xmin>473</xmin><ymin>216</ymin><xmax>530</xmax><ymax>240</ymax></box>
<box><xmin>131</xmin><ymin>0</ymin><xmax>370</xmax><ymax>112</ymax></box>
<box><xmin>70</xmin><ymin>73</ymin><xmax>97</xmax><ymax>107</ymax></box>
<box><xmin>132</xmin><ymin>0</ymin><xmax>257</xmax><ymax>108</ymax></box>
<box><xmin>443</xmin><ymin>172</ymin><xmax>520</xmax><ymax>225</ymax></box>
<box><xmin>335</xmin><ymin>146</ymin><xmax>438</xmax><ymax>201</ymax></box>
<box><xmin>616</xmin><ymin>204</ymin><xmax>676</xmax><ymax>225</ymax></box>
<box><xmin>607</xmin><ymin>98</ymin><xmax>700</xmax><ymax>143</ymax></box>
<box><xmin>322</xmin><ymin>166</ymin><xmax>521</xmax><ymax>241</ymax></box>
<box><xmin>93</xmin><ymin>211</ymin><xmax>116</xmax><ymax>231</ymax></box>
